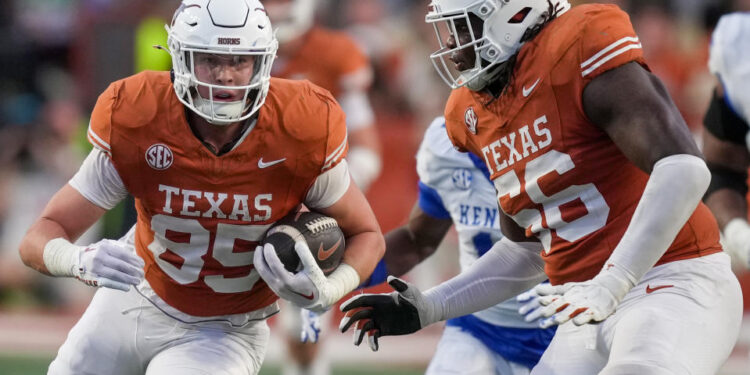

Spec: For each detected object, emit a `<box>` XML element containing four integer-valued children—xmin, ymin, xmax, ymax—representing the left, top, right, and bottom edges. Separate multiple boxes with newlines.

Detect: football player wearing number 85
<box><xmin>339</xmin><ymin>1</ymin><xmax>742</xmax><ymax>374</ymax></box>
<box><xmin>17</xmin><ymin>0</ymin><xmax>384</xmax><ymax>374</ymax></box>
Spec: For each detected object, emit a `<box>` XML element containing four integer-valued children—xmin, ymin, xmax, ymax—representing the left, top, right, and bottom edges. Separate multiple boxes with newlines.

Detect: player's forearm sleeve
<box><xmin>606</xmin><ymin>154</ymin><xmax>711</xmax><ymax>284</ymax></box>
<box><xmin>422</xmin><ymin>237</ymin><xmax>546</xmax><ymax>322</ymax></box>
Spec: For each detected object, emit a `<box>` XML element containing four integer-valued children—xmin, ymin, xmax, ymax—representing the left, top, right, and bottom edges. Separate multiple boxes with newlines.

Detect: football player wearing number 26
<box><xmin>340</xmin><ymin>1</ymin><xmax>742</xmax><ymax>374</ymax></box>
<box><xmin>17</xmin><ymin>0</ymin><xmax>384</xmax><ymax>374</ymax></box>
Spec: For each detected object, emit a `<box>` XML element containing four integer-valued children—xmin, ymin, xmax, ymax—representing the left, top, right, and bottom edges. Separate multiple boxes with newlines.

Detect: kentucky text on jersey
<box><xmin>458</xmin><ymin>204</ymin><xmax>498</xmax><ymax>228</ymax></box>
<box><xmin>481</xmin><ymin>115</ymin><xmax>552</xmax><ymax>175</ymax></box>
<box><xmin>158</xmin><ymin>184</ymin><xmax>272</xmax><ymax>221</ymax></box>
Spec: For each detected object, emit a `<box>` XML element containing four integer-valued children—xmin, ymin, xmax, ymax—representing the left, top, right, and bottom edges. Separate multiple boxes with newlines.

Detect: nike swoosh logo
<box><xmin>645</xmin><ymin>284</ymin><xmax>674</xmax><ymax>294</ymax></box>
<box><xmin>293</xmin><ymin>291</ymin><xmax>315</xmax><ymax>300</ymax></box>
<box><xmin>318</xmin><ymin>239</ymin><xmax>342</xmax><ymax>261</ymax></box>
<box><xmin>258</xmin><ymin>157</ymin><xmax>286</xmax><ymax>169</ymax></box>
<box><xmin>522</xmin><ymin>78</ymin><xmax>541</xmax><ymax>97</ymax></box>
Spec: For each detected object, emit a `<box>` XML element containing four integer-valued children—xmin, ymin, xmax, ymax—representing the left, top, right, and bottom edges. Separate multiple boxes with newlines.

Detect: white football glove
<box><xmin>253</xmin><ymin>242</ymin><xmax>359</xmax><ymax>314</ymax></box>
<box><xmin>534</xmin><ymin>265</ymin><xmax>634</xmax><ymax>328</ymax></box>
<box><xmin>300</xmin><ymin>308</ymin><xmax>323</xmax><ymax>343</ymax></box>
<box><xmin>44</xmin><ymin>238</ymin><xmax>145</xmax><ymax>291</ymax></box>
<box><xmin>724</xmin><ymin>218</ymin><xmax>750</xmax><ymax>268</ymax></box>
<box><xmin>516</xmin><ymin>286</ymin><xmax>545</xmax><ymax>323</ymax></box>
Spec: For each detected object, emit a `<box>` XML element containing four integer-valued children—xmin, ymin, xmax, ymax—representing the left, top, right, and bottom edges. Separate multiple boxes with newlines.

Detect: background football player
<box><xmin>17</xmin><ymin>1</ymin><xmax>384</xmax><ymax>374</ymax></box>
<box><xmin>354</xmin><ymin>116</ymin><xmax>555</xmax><ymax>374</ymax></box>
<box><xmin>262</xmin><ymin>1</ymin><xmax>383</xmax><ymax>374</ymax></box>
<box><xmin>340</xmin><ymin>1</ymin><xmax>742</xmax><ymax>374</ymax></box>
<box><xmin>702</xmin><ymin>12</ymin><xmax>750</xmax><ymax>270</ymax></box>
<box><xmin>265</xmin><ymin>0</ymin><xmax>381</xmax><ymax>192</ymax></box>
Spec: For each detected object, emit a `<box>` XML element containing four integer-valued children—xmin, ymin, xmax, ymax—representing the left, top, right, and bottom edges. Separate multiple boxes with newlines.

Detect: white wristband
<box><xmin>724</xmin><ymin>218</ymin><xmax>750</xmax><ymax>267</ymax></box>
<box><xmin>323</xmin><ymin>263</ymin><xmax>360</xmax><ymax>307</ymax></box>
<box><xmin>43</xmin><ymin>238</ymin><xmax>81</xmax><ymax>277</ymax></box>
<box><xmin>347</xmin><ymin>147</ymin><xmax>382</xmax><ymax>191</ymax></box>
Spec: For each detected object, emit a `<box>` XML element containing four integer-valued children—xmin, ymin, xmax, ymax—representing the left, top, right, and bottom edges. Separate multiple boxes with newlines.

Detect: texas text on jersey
<box><xmin>444</xmin><ymin>4</ymin><xmax>721</xmax><ymax>285</ymax></box>
<box><xmin>87</xmin><ymin>71</ymin><xmax>348</xmax><ymax>316</ymax></box>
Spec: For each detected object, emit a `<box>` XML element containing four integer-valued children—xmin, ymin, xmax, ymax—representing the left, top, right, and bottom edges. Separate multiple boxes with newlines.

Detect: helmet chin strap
<box><xmin>464</xmin><ymin>60</ymin><xmax>505</xmax><ymax>92</ymax></box>
<box><xmin>193</xmin><ymin>94</ymin><xmax>245</xmax><ymax>126</ymax></box>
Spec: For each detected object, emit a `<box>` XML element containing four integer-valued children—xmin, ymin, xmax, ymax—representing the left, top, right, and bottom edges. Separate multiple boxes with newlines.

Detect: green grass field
<box><xmin>0</xmin><ymin>355</ymin><xmax>424</xmax><ymax>375</ymax></box>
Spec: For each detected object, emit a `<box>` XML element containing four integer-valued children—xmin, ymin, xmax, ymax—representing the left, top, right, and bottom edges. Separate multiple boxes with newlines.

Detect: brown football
<box><xmin>261</xmin><ymin>211</ymin><xmax>345</xmax><ymax>275</ymax></box>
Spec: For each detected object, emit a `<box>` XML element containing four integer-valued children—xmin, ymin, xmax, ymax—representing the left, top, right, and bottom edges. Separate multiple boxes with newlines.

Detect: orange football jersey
<box><xmin>87</xmin><ymin>71</ymin><xmax>348</xmax><ymax>316</ymax></box>
<box><xmin>271</xmin><ymin>27</ymin><xmax>370</xmax><ymax>97</ymax></box>
<box><xmin>444</xmin><ymin>4</ymin><xmax>721</xmax><ymax>285</ymax></box>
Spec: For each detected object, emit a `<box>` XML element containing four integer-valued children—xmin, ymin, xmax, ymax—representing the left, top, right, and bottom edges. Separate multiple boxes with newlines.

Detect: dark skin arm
<box><xmin>702</xmin><ymin>85</ymin><xmax>750</xmax><ymax>229</ymax></box>
<box><xmin>499</xmin><ymin>208</ymin><xmax>538</xmax><ymax>244</ymax></box>
<box><xmin>583</xmin><ymin>62</ymin><xmax>702</xmax><ymax>172</ymax></box>
<box><xmin>383</xmin><ymin>203</ymin><xmax>453</xmax><ymax>277</ymax></box>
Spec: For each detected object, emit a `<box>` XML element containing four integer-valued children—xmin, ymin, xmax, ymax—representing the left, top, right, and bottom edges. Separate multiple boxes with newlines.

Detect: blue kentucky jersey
<box><xmin>416</xmin><ymin>117</ymin><xmax>554</xmax><ymax>368</ymax></box>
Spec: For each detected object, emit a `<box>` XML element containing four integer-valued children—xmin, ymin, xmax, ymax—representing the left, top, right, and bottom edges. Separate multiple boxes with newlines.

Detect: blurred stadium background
<box><xmin>0</xmin><ymin>0</ymin><xmax>749</xmax><ymax>374</ymax></box>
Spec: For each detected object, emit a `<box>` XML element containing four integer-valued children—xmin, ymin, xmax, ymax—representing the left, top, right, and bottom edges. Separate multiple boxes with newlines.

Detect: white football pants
<box><xmin>48</xmin><ymin>286</ymin><xmax>271</xmax><ymax>375</ymax></box>
<box><xmin>426</xmin><ymin>325</ymin><xmax>531</xmax><ymax>375</ymax></box>
<box><xmin>531</xmin><ymin>252</ymin><xmax>742</xmax><ymax>375</ymax></box>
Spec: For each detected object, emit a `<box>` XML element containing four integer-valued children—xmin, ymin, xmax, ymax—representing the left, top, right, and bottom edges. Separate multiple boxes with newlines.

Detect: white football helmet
<box><xmin>264</xmin><ymin>0</ymin><xmax>316</xmax><ymax>44</ymax></box>
<box><xmin>426</xmin><ymin>0</ymin><xmax>570</xmax><ymax>91</ymax></box>
<box><xmin>167</xmin><ymin>0</ymin><xmax>278</xmax><ymax>125</ymax></box>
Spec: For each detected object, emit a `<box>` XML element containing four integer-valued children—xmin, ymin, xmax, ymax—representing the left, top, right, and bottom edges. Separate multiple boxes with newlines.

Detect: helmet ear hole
<box><xmin>508</xmin><ymin>7</ymin><xmax>532</xmax><ymax>24</ymax></box>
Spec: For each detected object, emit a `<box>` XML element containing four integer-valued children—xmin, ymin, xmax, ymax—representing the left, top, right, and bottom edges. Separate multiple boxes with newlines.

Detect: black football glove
<box><xmin>339</xmin><ymin>276</ymin><xmax>441</xmax><ymax>351</ymax></box>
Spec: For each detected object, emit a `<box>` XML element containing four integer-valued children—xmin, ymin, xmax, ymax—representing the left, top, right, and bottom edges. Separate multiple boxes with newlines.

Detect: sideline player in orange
<box><xmin>339</xmin><ymin>1</ymin><xmax>742</xmax><ymax>374</ymax></box>
<box><xmin>265</xmin><ymin>0</ymin><xmax>381</xmax><ymax>192</ymax></box>
<box><xmin>262</xmin><ymin>1</ymin><xmax>382</xmax><ymax>374</ymax></box>
<box><xmin>17</xmin><ymin>1</ymin><xmax>384</xmax><ymax>374</ymax></box>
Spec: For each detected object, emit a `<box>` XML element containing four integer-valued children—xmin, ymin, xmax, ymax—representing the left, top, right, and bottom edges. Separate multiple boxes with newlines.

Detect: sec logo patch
<box><xmin>464</xmin><ymin>106</ymin><xmax>478</xmax><ymax>134</ymax></box>
<box><xmin>452</xmin><ymin>168</ymin><xmax>473</xmax><ymax>190</ymax></box>
<box><xmin>145</xmin><ymin>144</ymin><xmax>173</xmax><ymax>170</ymax></box>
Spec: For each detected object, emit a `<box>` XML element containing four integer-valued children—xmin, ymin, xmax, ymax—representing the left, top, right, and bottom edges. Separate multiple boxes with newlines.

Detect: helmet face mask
<box><xmin>426</xmin><ymin>0</ymin><xmax>570</xmax><ymax>91</ymax></box>
<box><xmin>167</xmin><ymin>0</ymin><xmax>278</xmax><ymax>125</ymax></box>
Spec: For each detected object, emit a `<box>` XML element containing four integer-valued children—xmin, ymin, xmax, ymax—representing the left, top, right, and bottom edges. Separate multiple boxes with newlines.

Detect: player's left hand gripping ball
<box><xmin>339</xmin><ymin>276</ymin><xmax>439</xmax><ymax>352</ymax></box>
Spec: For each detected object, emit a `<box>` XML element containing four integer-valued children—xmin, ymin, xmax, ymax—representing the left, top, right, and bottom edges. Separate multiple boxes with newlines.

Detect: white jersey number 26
<box><xmin>494</xmin><ymin>150</ymin><xmax>610</xmax><ymax>252</ymax></box>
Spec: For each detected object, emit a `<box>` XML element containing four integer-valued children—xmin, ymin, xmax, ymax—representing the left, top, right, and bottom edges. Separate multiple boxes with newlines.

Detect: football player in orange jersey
<box><xmin>265</xmin><ymin>0</ymin><xmax>381</xmax><ymax>192</ymax></box>
<box><xmin>339</xmin><ymin>1</ymin><xmax>742</xmax><ymax>374</ymax></box>
<box><xmin>17</xmin><ymin>1</ymin><xmax>384</xmax><ymax>374</ymax></box>
<box><xmin>262</xmin><ymin>1</ymin><xmax>382</xmax><ymax>375</ymax></box>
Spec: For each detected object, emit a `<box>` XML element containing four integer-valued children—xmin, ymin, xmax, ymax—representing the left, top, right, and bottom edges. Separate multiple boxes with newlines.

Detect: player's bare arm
<box><xmin>382</xmin><ymin>203</ymin><xmax>453</xmax><ymax>277</ymax></box>
<box><xmin>19</xmin><ymin>184</ymin><xmax>106</xmax><ymax>274</ymax></box>
<box><xmin>499</xmin><ymin>206</ymin><xmax>540</xmax><ymax>244</ymax></box>
<box><xmin>19</xmin><ymin>182</ymin><xmax>143</xmax><ymax>291</ymax></box>
<box><xmin>703</xmin><ymin>126</ymin><xmax>750</xmax><ymax>228</ymax></box>
<box><xmin>316</xmin><ymin>178</ymin><xmax>385</xmax><ymax>282</ymax></box>
<box><xmin>582</xmin><ymin>61</ymin><xmax>702</xmax><ymax>169</ymax></box>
